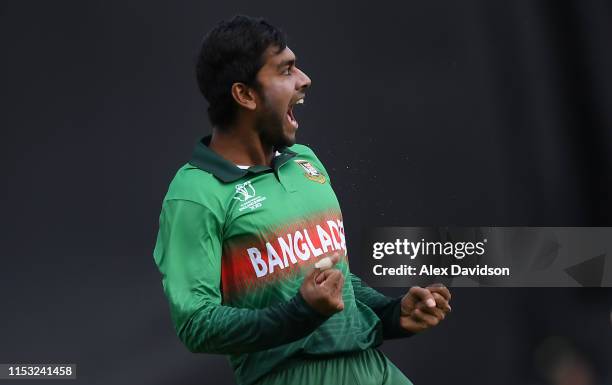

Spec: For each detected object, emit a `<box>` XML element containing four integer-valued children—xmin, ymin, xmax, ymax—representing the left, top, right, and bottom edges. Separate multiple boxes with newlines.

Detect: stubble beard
<box><xmin>255</xmin><ymin>98</ymin><xmax>293</xmax><ymax>150</ymax></box>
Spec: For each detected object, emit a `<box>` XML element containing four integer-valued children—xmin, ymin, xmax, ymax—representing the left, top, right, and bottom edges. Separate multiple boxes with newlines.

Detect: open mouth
<box><xmin>286</xmin><ymin>97</ymin><xmax>304</xmax><ymax>129</ymax></box>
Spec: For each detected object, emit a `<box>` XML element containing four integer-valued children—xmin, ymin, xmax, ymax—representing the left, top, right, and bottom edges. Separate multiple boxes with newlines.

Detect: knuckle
<box><xmin>417</xmin><ymin>311</ymin><xmax>427</xmax><ymax>321</ymax></box>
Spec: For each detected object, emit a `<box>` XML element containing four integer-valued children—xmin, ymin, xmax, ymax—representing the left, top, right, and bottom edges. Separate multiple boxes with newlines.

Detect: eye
<box><xmin>283</xmin><ymin>66</ymin><xmax>292</xmax><ymax>76</ymax></box>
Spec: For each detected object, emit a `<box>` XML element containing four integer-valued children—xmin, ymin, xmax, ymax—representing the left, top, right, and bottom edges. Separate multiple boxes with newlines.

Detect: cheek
<box><xmin>262</xmin><ymin>81</ymin><xmax>292</xmax><ymax>105</ymax></box>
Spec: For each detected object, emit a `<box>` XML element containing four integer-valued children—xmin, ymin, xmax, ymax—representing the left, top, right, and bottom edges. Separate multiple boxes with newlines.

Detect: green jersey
<box><xmin>153</xmin><ymin>136</ymin><xmax>412</xmax><ymax>385</ymax></box>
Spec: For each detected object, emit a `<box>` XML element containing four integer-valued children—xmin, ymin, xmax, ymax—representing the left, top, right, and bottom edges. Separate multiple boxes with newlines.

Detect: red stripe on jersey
<box><xmin>220</xmin><ymin>211</ymin><xmax>346</xmax><ymax>301</ymax></box>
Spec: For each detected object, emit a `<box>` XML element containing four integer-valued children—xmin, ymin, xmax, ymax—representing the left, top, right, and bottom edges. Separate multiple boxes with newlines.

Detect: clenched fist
<box><xmin>300</xmin><ymin>256</ymin><xmax>345</xmax><ymax>316</ymax></box>
<box><xmin>399</xmin><ymin>284</ymin><xmax>452</xmax><ymax>333</ymax></box>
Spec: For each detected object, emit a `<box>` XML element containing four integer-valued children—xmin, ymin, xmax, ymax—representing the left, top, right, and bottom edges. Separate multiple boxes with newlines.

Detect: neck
<box><xmin>208</xmin><ymin>124</ymin><xmax>275</xmax><ymax>167</ymax></box>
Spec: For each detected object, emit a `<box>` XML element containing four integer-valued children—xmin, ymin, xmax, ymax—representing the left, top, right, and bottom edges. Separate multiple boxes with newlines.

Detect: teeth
<box><xmin>295</xmin><ymin>99</ymin><xmax>304</xmax><ymax>104</ymax></box>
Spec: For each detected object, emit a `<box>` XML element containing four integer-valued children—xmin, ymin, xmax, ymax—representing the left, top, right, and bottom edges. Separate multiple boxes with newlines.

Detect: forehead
<box><xmin>260</xmin><ymin>46</ymin><xmax>295</xmax><ymax>69</ymax></box>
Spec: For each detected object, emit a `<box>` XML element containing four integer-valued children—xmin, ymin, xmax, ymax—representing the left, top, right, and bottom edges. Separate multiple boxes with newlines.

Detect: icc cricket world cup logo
<box><xmin>233</xmin><ymin>181</ymin><xmax>257</xmax><ymax>202</ymax></box>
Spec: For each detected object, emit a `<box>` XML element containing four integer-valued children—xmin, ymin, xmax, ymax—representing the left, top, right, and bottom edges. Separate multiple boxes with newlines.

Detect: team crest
<box><xmin>294</xmin><ymin>160</ymin><xmax>326</xmax><ymax>184</ymax></box>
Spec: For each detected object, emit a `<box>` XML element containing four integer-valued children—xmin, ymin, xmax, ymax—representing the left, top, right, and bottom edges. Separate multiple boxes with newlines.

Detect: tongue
<box><xmin>287</xmin><ymin>106</ymin><xmax>296</xmax><ymax>123</ymax></box>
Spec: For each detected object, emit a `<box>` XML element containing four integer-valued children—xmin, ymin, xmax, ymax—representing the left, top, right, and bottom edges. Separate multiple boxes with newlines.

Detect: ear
<box><xmin>230</xmin><ymin>82</ymin><xmax>257</xmax><ymax>111</ymax></box>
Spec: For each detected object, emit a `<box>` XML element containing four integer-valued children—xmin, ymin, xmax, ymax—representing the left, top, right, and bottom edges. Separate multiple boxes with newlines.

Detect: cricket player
<box><xmin>153</xmin><ymin>15</ymin><xmax>452</xmax><ymax>385</ymax></box>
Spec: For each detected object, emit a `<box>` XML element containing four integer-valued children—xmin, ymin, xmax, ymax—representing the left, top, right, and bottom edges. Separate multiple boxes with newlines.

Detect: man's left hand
<box><xmin>399</xmin><ymin>284</ymin><xmax>452</xmax><ymax>333</ymax></box>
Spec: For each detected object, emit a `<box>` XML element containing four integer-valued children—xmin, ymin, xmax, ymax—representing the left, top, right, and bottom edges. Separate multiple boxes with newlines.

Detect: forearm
<box><xmin>178</xmin><ymin>291</ymin><xmax>329</xmax><ymax>354</ymax></box>
<box><xmin>350</xmin><ymin>274</ymin><xmax>413</xmax><ymax>339</ymax></box>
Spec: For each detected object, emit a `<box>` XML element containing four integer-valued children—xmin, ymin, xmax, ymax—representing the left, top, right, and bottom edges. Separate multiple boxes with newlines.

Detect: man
<box><xmin>153</xmin><ymin>15</ymin><xmax>452</xmax><ymax>385</ymax></box>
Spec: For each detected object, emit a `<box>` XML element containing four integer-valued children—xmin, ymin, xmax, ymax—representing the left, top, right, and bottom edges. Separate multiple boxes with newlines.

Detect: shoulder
<box><xmin>288</xmin><ymin>143</ymin><xmax>318</xmax><ymax>157</ymax></box>
<box><xmin>288</xmin><ymin>143</ymin><xmax>326</xmax><ymax>167</ymax></box>
<box><xmin>163</xmin><ymin>163</ymin><xmax>227</xmax><ymax>208</ymax></box>
<box><xmin>288</xmin><ymin>143</ymin><xmax>331</xmax><ymax>180</ymax></box>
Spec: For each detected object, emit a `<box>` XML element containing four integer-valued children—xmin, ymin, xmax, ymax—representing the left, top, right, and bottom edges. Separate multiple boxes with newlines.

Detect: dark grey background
<box><xmin>1</xmin><ymin>1</ymin><xmax>611</xmax><ymax>384</ymax></box>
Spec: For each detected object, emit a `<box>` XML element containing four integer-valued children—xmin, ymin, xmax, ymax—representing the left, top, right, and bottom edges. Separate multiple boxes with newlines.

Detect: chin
<box><xmin>282</xmin><ymin>132</ymin><xmax>297</xmax><ymax>147</ymax></box>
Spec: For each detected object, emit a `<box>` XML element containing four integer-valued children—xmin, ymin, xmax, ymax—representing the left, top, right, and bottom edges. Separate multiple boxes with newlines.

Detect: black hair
<box><xmin>196</xmin><ymin>15</ymin><xmax>287</xmax><ymax>129</ymax></box>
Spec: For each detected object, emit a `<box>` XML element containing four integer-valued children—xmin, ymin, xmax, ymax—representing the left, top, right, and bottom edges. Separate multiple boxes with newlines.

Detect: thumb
<box><xmin>303</xmin><ymin>265</ymin><xmax>321</xmax><ymax>284</ymax></box>
<box><xmin>328</xmin><ymin>253</ymin><xmax>341</xmax><ymax>266</ymax></box>
<box><xmin>408</xmin><ymin>286</ymin><xmax>437</xmax><ymax>308</ymax></box>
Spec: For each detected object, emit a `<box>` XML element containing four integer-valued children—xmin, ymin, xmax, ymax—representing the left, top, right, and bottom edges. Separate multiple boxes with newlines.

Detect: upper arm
<box><xmin>153</xmin><ymin>199</ymin><xmax>223</xmax><ymax>334</ymax></box>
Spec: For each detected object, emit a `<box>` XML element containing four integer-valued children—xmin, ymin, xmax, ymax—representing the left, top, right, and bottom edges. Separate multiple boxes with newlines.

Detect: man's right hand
<box><xmin>299</xmin><ymin>256</ymin><xmax>345</xmax><ymax>316</ymax></box>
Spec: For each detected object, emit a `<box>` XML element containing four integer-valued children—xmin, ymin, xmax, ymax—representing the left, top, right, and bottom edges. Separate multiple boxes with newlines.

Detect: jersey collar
<box><xmin>189</xmin><ymin>135</ymin><xmax>297</xmax><ymax>183</ymax></box>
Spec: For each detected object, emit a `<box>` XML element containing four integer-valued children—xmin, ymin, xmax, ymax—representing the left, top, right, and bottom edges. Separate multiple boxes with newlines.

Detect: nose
<box><xmin>296</xmin><ymin>67</ymin><xmax>312</xmax><ymax>90</ymax></box>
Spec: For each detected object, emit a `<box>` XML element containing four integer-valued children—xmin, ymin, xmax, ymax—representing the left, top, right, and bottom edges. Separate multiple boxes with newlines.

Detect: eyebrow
<box><xmin>277</xmin><ymin>58</ymin><xmax>296</xmax><ymax>69</ymax></box>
